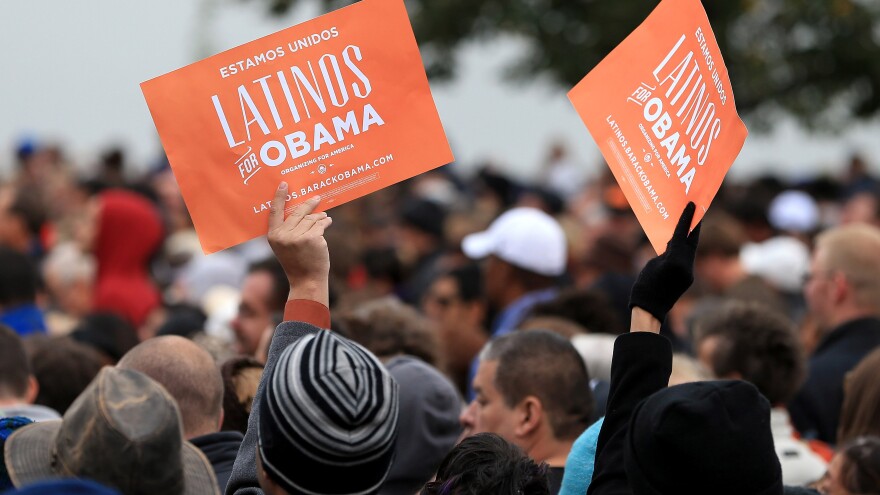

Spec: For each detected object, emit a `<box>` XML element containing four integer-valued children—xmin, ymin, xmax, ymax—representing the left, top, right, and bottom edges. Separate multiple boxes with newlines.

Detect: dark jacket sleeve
<box><xmin>225</xmin><ymin>321</ymin><xmax>323</xmax><ymax>495</ymax></box>
<box><xmin>587</xmin><ymin>332</ymin><xmax>672</xmax><ymax>495</ymax></box>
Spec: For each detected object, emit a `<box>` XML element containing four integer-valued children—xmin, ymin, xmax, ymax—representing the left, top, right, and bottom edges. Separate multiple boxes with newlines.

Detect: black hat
<box><xmin>399</xmin><ymin>199</ymin><xmax>447</xmax><ymax>239</ymax></box>
<box><xmin>625</xmin><ymin>380</ymin><xmax>783</xmax><ymax>495</ymax></box>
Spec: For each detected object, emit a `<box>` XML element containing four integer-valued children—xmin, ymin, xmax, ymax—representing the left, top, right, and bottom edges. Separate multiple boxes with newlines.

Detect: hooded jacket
<box><xmin>92</xmin><ymin>191</ymin><xmax>163</xmax><ymax>327</ymax></box>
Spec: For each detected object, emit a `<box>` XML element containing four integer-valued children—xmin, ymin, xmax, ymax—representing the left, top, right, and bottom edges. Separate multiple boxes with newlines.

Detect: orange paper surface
<box><xmin>568</xmin><ymin>0</ymin><xmax>747</xmax><ymax>253</ymax></box>
<box><xmin>142</xmin><ymin>0</ymin><xmax>453</xmax><ymax>253</ymax></box>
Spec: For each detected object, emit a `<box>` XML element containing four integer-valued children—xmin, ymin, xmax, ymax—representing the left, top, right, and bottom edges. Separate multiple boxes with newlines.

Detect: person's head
<box><xmin>460</xmin><ymin>330</ymin><xmax>592</xmax><ymax>464</ymax></box>
<box><xmin>527</xmin><ymin>287</ymin><xmax>623</xmax><ymax>335</ymax></box>
<box><xmin>818</xmin><ymin>436</ymin><xmax>880</xmax><ymax>495</ymax></box>
<box><xmin>219</xmin><ymin>356</ymin><xmax>264</xmax><ymax>435</ymax></box>
<box><xmin>838</xmin><ymin>348</ymin><xmax>880</xmax><ymax>445</ymax></box>
<box><xmin>396</xmin><ymin>198</ymin><xmax>447</xmax><ymax>262</ymax></box>
<box><xmin>420</xmin><ymin>433</ymin><xmax>550</xmax><ymax>495</ymax></box>
<box><xmin>0</xmin><ymin>325</ymin><xmax>37</xmax><ymax>405</ymax></box>
<box><xmin>462</xmin><ymin>207</ymin><xmax>566</xmax><ymax>309</ymax></box>
<box><xmin>422</xmin><ymin>264</ymin><xmax>486</xmax><ymax>336</ymax></box>
<box><xmin>0</xmin><ymin>187</ymin><xmax>46</xmax><ymax>254</ymax></box>
<box><xmin>340</xmin><ymin>296</ymin><xmax>439</xmax><ymax>366</ymax></box>
<box><xmin>232</xmin><ymin>258</ymin><xmax>288</xmax><ymax>356</ymax></box>
<box><xmin>805</xmin><ymin>224</ymin><xmax>880</xmax><ymax>332</ymax></box>
<box><xmin>625</xmin><ymin>380</ymin><xmax>783</xmax><ymax>495</ymax></box>
<box><xmin>70</xmin><ymin>312</ymin><xmax>139</xmax><ymax>365</ymax></box>
<box><xmin>25</xmin><ymin>336</ymin><xmax>103</xmax><ymax>414</ymax></box>
<box><xmin>256</xmin><ymin>330</ymin><xmax>399</xmax><ymax>495</ymax></box>
<box><xmin>0</xmin><ymin>246</ymin><xmax>38</xmax><ymax>314</ymax></box>
<box><xmin>41</xmin><ymin>243</ymin><xmax>95</xmax><ymax>318</ymax></box>
<box><xmin>694</xmin><ymin>211</ymin><xmax>747</xmax><ymax>293</ymax></box>
<box><xmin>3</xmin><ymin>367</ymin><xmax>219</xmax><ymax>495</ymax></box>
<box><xmin>693</xmin><ymin>301</ymin><xmax>805</xmax><ymax>406</ymax></box>
<box><xmin>118</xmin><ymin>336</ymin><xmax>224</xmax><ymax>439</ymax></box>
<box><xmin>840</xmin><ymin>191</ymin><xmax>880</xmax><ymax>226</ymax></box>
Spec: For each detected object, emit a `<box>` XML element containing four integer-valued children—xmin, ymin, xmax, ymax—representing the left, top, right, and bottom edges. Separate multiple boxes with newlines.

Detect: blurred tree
<box><xmin>255</xmin><ymin>0</ymin><xmax>880</xmax><ymax>130</ymax></box>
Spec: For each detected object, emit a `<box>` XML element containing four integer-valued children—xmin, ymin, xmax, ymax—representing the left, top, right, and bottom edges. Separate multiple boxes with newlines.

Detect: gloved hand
<box><xmin>629</xmin><ymin>202</ymin><xmax>701</xmax><ymax>323</ymax></box>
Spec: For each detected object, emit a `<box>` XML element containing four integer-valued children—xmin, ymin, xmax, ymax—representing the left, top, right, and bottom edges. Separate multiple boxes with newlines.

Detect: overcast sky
<box><xmin>3</xmin><ymin>0</ymin><xmax>880</xmax><ymax>182</ymax></box>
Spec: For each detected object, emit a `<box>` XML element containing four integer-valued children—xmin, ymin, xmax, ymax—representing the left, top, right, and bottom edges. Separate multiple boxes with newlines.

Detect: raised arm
<box><xmin>267</xmin><ymin>183</ymin><xmax>332</xmax><ymax>307</ymax></box>
<box><xmin>587</xmin><ymin>203</ymin><xmax>701</xmax><ymax>495</ymax></box>
<box><xmin>227</xmin><ymin>185</ymin><xmax>334</xmax><ymax>495</ymax></box>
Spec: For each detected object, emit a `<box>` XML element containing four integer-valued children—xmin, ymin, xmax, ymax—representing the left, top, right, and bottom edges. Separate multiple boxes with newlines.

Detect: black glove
<box><xmin>629</xmin><ymin>202</ymin><xmax>701</xmax><ymax>323</ymax></box>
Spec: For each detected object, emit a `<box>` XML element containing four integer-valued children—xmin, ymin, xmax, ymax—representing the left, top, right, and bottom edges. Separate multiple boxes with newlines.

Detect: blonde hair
<box><xmin>669</xmin><ymin>353</ymin><xmax>712</xmax><ymax>387</ymax></box>
<box><xmin>816</xmin><ymin>224</ymin><xmax>880</xmax><ymax>311</ymax></box>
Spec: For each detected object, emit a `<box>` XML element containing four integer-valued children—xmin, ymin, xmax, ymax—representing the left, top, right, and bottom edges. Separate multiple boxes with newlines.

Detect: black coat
<box><xmin>586</xmin><ymin>332</ymin><xmax>788</xmax><ymax>495</ymax></box>
<box><xmin>190</xmin><ymin>430</ymin><xmax>244</xmax><ymax>492</ymax></box>
<box><xmin>788</xmin><ymin>317</ymin><xmax>880</xmax><ymax>445</ymax></box>
<box><xmin>587</xmin><ymin>332</ymin><xmax>672</xmax><ymax>495</ymax></box>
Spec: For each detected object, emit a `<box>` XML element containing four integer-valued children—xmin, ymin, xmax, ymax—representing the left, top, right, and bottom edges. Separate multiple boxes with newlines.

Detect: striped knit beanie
<box><xmin>259</xmin><ymin>330</ymin><xmax>400</xmax><ymax>495</ymax></box>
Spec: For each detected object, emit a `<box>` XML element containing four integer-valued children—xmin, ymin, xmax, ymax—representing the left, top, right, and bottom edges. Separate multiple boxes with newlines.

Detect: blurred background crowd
<box><xmin>4</xmin><ymin>0</ymin><xmax>880</xmax><ymax>492</ymax></box>
<box><xmin>2</xmin><ymin>133</ymin><xmax>880</xmax><ymax>493</ymax></box>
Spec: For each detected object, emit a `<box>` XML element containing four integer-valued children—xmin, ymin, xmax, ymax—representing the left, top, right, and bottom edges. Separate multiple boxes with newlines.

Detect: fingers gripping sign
<box><xmin>267</xmin><ymin>182</ymin><xmax>333</xmax><ymax>305</ymax></box>
<box><xmin>629</xmin><ymin>202</ymin><xmax>702</xmax><ymax>324</ymax></box>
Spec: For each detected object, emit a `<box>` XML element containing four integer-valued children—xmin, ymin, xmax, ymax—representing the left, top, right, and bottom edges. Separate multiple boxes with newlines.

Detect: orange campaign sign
<box><xmin>141</xmin><ymin>0</ymin><xmax>453</xmax><ymax>253</ymax></box>
<box><xmin>568</xmin><ymin>0</ymin><xmax>747</xmax><ymax>253</ymax></box>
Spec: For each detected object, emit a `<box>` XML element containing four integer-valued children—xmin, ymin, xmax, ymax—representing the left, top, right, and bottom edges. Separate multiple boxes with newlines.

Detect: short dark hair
<box><xmin>25</xmin><ymin>336</ymin><xmax>103</xmax><ymax>414</ymax></box>
<box><xmin>528</xmin><ymin>287</ymin><xmax>623</xmax><ymax>334</ymax></box>
<box><xmin>248</xmin><ymin>258</ymin><xmax>289</xmax><ymax>313</ymax></box>
<box><xmin>0</xmin><ymin>247</ymin><xmax>38</xmax><ymax>306</ymax></box>
<box><xmin>0</xmin><ymin>325</ymin><xmax>30</xmax><ymax>398</ymax></box>
<box><xmin>445</xmin><ymin>264</ymin><xmax>482</xmax><ymax>302</ymax></box>
<box><xmin>695</xmin><ymin>211</ymin><xmax>746</xmax><ymax>258</ymax></box>
<box><xmin>693</xmin><ymin>301</ymin><xmax>805</xmax><ymax>404</ymax></box>
<box><xmin>483</xmin><ymin>330</ymin><xmax>593</xmax><ymax>440</ymax></box>
<box><xmin>70</xmin><ymin>312</ymin><xmax>139</xmax><ymax>364</ymax></box>
<box><xmin>421</xmin><ymin>433</ymin><xmax>550</xmax><ymax>495</ymax></box>
<box><xmin>8</xmin><ymin>188</ymin><xmax>47</xmax><ymax>237</ymax></box>
<box><xmin>362</xmin><ymin>248</ymin><xmax>403</xmax><ymax>285</ymax></box>
<box><xmin>508</xmin><ymin>262</ymin><xmax>557</xmax><ymax>292</ymax></box>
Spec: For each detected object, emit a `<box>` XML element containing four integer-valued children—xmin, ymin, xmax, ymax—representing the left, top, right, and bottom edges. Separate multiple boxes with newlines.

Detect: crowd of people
<box><xmin>1</xmin><ymin>139</ymin><xmax>880</xmax><ymax>494</ymax></box>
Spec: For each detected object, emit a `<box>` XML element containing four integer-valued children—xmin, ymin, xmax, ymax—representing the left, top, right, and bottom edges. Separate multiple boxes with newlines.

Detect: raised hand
<box><xmin>629</xmin><ymin>202</ymin><xmax>701</xmax><ymax>324</ymax></box>
<box><xmin>267</xmin><ymin>183</ymin><xmax>332</xmax><ymax>305</ymax></box>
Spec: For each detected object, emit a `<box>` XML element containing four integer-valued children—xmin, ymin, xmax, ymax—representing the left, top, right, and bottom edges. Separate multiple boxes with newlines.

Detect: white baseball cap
<box><xmin>769</xmin><ymin>191</ymin><xmax>819</xmax><ymax>233</ymax></box>
<box><xmin>741</xmin><ymin>236</ymin><xmax>810</xmax><ymax>292</ymax></box>
<box><xmin>462</xmin><ymin>207</ymin><xmax>567</xmax><ymax>276</ymax></box>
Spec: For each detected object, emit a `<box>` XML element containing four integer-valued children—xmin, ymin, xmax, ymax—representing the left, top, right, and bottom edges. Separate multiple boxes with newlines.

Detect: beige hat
<box><xmin>4</xmin><ymin>367</ymin><xmax>219</xmax><ymax>495</ymax></box>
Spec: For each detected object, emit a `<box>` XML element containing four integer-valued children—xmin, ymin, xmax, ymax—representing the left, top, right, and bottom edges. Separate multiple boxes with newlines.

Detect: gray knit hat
<box><xmin>259</xmin><ymin>330</ymin><xmax>400</xmax><ymax>495</ymax></box>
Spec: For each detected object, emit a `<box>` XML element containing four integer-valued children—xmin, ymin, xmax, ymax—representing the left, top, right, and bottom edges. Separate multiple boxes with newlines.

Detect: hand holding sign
<box><xmin>568</xmin><ymin>0</ymin><xmax>746</xmax><ymax>253</ymax></box>
<box><xmin>142</xmin><ymin>0</ymin><xmax>452</xmax><ymax>253</ymax></box>
<box><xmin>629</xmin><ymin>201</ymin><xmax>701</xmax><ymax>324</ymax></box>
<box><xmin>267</xmin><ymin>184</ymin><xmax>332</xmax><ymax>306</ymax></box>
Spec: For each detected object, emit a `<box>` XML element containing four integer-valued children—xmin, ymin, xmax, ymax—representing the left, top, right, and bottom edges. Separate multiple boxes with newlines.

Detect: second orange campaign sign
<box><xmin>569</xmin><ymin>0</ymin><xmax>748</xmax><ymax>253</ymax></box>
<box><xmin>142</xmin><ymin>0</ymin><xmax>453</xmax><ymax>253</ymax></box>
